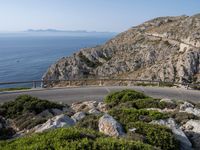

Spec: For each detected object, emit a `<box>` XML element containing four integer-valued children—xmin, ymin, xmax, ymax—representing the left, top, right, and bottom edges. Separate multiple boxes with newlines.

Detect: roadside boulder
<box><xmin>180</xmin><ymin>102</ymin><xmax>200</xmax><ymax>117</ymax></box>
<box><xmin>71</xmin><ymin>101</ymin><xmax>98</xmax><ymax>112</ymax></box>
<box><xmin>182</xmin><ymin>120</ymin><xmax>200</xmax><ymax>149</ymax></box>
<box><xmin>160</xmin><ymin>98</ymin><xmax>174</xmax><ymax>104</ymax></box>
<box><xmin>88</xmin><ymin>108</ymin><xmax>101</xmax><ymax>115</ymax></box>
<box><xmin>98</xmin><ymin>114</ymin><xmax>124</xmax><ymax>137</ymax></box>
<box><xmin>71</xmin><ymin>112</ymin><xmax>86</xmax><ymax>122</ymax></box>
<box><xmin>97</xmin><ymin>102</ymin><xmax>108</xmax><ymax>113</ymax></box>
<box><xmin>34</xmin><ymin>114</ymin><xmax>75</xmax><ymax>133</ymax></box>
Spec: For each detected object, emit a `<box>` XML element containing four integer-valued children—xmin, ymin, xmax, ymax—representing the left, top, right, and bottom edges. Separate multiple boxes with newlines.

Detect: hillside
<box><xmin>43</xmin><ymin>14</ymin><xmax>200</xmax><ymax>87</ymax></box>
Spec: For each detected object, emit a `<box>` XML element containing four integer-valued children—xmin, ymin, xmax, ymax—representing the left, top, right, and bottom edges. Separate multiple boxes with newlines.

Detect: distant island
<box><xmin>25</xmin><ymin>29</ymin><xmax>116</xmax><ymax>34</ymax></box>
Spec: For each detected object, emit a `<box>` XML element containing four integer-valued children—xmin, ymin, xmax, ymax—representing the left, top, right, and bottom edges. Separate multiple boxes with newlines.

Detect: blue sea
<box><xmin>0</xmin><ymin>33</ymin><xmax>115</xmax><ymax>88</ymax></box>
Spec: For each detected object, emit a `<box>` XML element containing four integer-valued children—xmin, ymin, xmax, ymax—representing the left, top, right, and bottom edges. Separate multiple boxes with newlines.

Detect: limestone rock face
<box><xmin>43</xmin><ymin>14</ymin><xmax>200</xmax><ymax>87</ymax></box>
<box><xmin>151</xmin><ymin>118</ymin><xmax>192</xmax><ymax>150</ymax></box>
<box><xmin>98</xmin><ymin>114</ymin><xmax>124</xmax><ymax>137</ymax></box>
<box><xmin>34</xmin><ymin>114</ymin><xmax>75</xmax><ymax>133</ymax></box>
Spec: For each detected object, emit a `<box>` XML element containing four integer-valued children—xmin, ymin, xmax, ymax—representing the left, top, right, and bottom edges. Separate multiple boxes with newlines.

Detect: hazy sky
<box><xmin>0</xmin><ymin>0</ymin><xmax>200</xmax><ymax>32</ymax></box>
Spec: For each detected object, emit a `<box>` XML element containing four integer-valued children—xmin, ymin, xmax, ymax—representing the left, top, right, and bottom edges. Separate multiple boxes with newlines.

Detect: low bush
<box><xmin>0</xmin><ymin>127</ymin><xmax>154</xmax><ymax>150</ymax></box>
<box><xmin>109</xmin><ymin>108</ymin><xmax>168</xmax><ymax>129</ymax></box>
<box><xmin>127</xmin><ymin>122</ymin><xmax>179</xmax><ymax>150</ymax></box>
<box><xmin>169</xmin><ymin>112</ymin><xmax>198</xmax><ymax>125</ymax></box>
<box><xmin>75</xmin><ymin>114</ymin><xmax>102</xmax><ymax>131</ymax></box>
<box><xmin>0</xmin><ymin>95</ymin><xmax>64</xmax><ymax>118</ymax></box>
<box><xmin>104</xmin><ymin>89</ymin><xmax>148</xmax><ymax>106</ymax></box>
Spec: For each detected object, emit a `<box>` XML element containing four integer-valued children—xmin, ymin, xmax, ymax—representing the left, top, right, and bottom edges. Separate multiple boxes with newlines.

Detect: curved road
<box><xmin>0</xmin><ymin>86</ymin><xmax>199</xmax><ymax>104</ymax></box>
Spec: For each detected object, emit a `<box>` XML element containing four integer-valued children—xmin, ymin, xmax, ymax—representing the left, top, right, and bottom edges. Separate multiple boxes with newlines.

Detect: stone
<box><xmin>34</xmin><ymin>114</ymin><xmax>75</xmax><ymax>133</ymax></box>
<box><xmin>71</xmin><ymin>101</ymin><xmax>98</xmax><ymax>112</ymax></box>
<box><xmin>88</xmin><ymin>108</ymin><xmax>101</xmax><ymax>115</ymax></box>
<box><xmin>160</xmin><ymin>98</ymin><xmax>174</xmax><ymax>104</ymax></box>
<box><xmin>183</xmin><ymin>120</ymin><xmax>200</xmax><ymax>133</ymax></box>
<box><xmin>180</xmin><ymin>102</ymin><xmax>200</xmax><ymax>117</ymax></box>
<box><xmin>98</xmin><ymin>114</ymin><xmax>124</xmax><ymax>137</ymax></box>
<box><xmin>151</xmin><ymin>118</ymin><xmax>192</xmax><ymax>150</ymax></box>
<box><xmin>97</xmin><ymin>102</ymin><xmax>108</xmax><ymax>113</ymax></box>
<box><xmin>71</xmin><ymin>112</ymin><xmax>86</xmax><ymax>122</ymax></box>
<box><xmin>182</xmin><ymin>120</ymin><xmax>200</xmax><ymax>149</ymax></box>
<box><xmin>129</xmin><ymin>128</ymin><xmax>137</xmax><ymax>133</ymax></box>
<box><xmin>180</xmin><ymin>102</ymin><xmax>194</xmax><ymax>110</ymax></box>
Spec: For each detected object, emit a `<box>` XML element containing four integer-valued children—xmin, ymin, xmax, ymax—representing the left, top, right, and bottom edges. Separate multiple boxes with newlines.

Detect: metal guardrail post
<box><xmin>69</xmin><ymin>81</ymin><xmax>71</xmax><ymax>86</ymax></box>
<box><xmin>99</xmin><ymin>79</ymin><xmax>102</xmax><ymax>86</ymax></box>
<box><xmin>32</xmin><ymin>81</ymin><xmax>36</xmax><ymax>88</ymax></box>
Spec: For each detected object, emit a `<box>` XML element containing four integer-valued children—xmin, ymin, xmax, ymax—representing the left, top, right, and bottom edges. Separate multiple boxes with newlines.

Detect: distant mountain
<box><xmin>25</xmin><ymin>29</ymin><xmax>116</xmax><ymax>34</ymax></box>
<box><xmin>43</xmin><ymin>14</ymin><xmax>200</xmax><ymax>87</ymax></box>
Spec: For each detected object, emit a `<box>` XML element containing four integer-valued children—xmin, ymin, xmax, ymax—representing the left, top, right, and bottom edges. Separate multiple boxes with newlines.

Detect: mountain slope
<box><xmin>43</xmin><ymin>14</ymin><xmax>200</xmax><ymax>86</ymax></box>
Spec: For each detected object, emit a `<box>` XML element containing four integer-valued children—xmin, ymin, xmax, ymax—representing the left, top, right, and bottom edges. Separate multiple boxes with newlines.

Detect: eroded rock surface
<box><xmin>98</xmin><ymin>114</ymin><xmax>125</xmax><ymax>137</ymax></box>
<box><xmin>34</xmin><ymin>114</ymin><xmax>75</xmax><ymax>133</ymax></box>
<box><xmin>43</xmin><ymin>14</ymin><xmax>200</xmax><ymax>87</ymax></box>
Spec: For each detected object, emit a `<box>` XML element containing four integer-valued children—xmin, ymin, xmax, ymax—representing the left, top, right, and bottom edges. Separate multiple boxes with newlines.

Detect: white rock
<box><xmin>71</xmin><ymin>101</ymin><xmax>98</xmax><ymax>112</ymax></box>
<box><xmin>88</xmin><ymin>108</ymin><xmax>101</xmax><ymax>115</ymax></box>
<box><xmin>160</xmin><ymin>98</ymin><xmax>174</xmax><ymax>104</ymax></box>
<box><xmin>98</xmin><ymin>114</ymin><xmax>124</xmax><ymax>137</ymax></box>
<box><xmin>180</xmin><ymin>102</ymin><xmax>194</xmax><ymax>110</ymax></box>
<box><xmin>71</xmin><ymin>112</ymin><xmax>86</xmax><ymax>122</ymax></box>
<box><xmin>183</xmin><ymin>120</ymin><xmax>200</xmax><ymax>133</ymax></box>
<box><xmin>182</xmin><ymin>120</ymin><xmax>200</xmax><ymax>149</ymax></box>
<box><xmin>129</xmin><ymin>128</ymin><xmax>137</xmax><ymax>133</ymax></box>
<box><xmin>151</xmin><ymin>118</ymin><xmax>192</xmax><ymax>150</ymax></box>
<box><xmin>34</xmin><ymin>114</ymin><xmax>75</xmax><ymax>133</ymax></box>
<box><xmin>97</xmin><ymin>102</ymin><xmax>108</xmax><ymax>113</ymax></box>
<box><xmin>180</xmin><ymin>102</ymin><xmax>200</xmax><ymax>117</ymax></box>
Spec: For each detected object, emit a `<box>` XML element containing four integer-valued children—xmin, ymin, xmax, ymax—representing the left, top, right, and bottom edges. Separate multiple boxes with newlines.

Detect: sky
<box><xmin>0</xmin><ymin>0</ymin><xmax>200</xmax><ymax>32</ymax></box>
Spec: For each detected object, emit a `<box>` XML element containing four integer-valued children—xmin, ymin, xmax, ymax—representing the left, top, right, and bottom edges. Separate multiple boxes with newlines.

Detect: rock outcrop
<box><xmin>98</xmin><ymin>114</ymin><xmax>124</xmax><ymax>137</ymax></box>
<box><xmin>43</xmin><ymin>14</ymin><xmax>200</xmax><ymax>87</ymax></box>
<box><xmin>34</xmin><ymin>114</ymin><xmax>75</xmax><ymax>133</ymax></box>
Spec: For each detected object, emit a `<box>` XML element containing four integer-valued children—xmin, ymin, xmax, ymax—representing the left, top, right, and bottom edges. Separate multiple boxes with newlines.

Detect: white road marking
<box><xmin>105</xmin><ymin>87</ymin><xmax>111</xmax><ymax>93</ymax></box>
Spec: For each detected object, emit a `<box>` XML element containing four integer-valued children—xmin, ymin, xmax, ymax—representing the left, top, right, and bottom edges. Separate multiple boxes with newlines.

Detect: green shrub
<box><xmin>104</xmin><ymin>89</ymin><xmax>148</xmax><ymax>106</ymax></box>
<box><xmin>0</xmin><ymin>127</ymin><xmax>154</xmax><ymax>150</ymax></box>
<box><xmin>0</xmin><ymin>95</ymin><xmax>64</xmax><ymax>118</ymax></box>
<box><xmin>127</xmin><ymin>122</ymin><xmax>179</xmax><ymax>150</ymax></box>
<box><xmin>169</xmin><ymin>112</ymin><xmax>198</xmax><ymax>125</ymax></box>
<box><xmin>109</xmin><ymin>108</ymin><xmax>168</xmax><ymax>129</ymax></box>
<box><xmin>75</xmin><ymin>115</ymin><xmax>102</xmax><ymax>131</ymax></box>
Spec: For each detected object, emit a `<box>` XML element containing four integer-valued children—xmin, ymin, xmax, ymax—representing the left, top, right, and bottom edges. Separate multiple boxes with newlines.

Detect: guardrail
<box><xmin>0</xmin><ymin>78</ymin><xmax>199</xmax><ymax>89</ymax></box>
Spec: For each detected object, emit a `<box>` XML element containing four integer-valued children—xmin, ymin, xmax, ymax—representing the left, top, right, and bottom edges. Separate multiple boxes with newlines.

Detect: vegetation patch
<box><xmin>109</xmin><ymin>108</ymin><xmax>168</xmax><ymax>129</ymax></box>
<box><xmin>0</xmin><ymin>95</ymin><xmax>64</xmax><ymax>119</ymax></box>
<box><xmin>126</xmin><ymin>122</ymin><xmax>179</xmax><ymax>150</ymax></box>
<box><xmin>0</xmin><ymin>127</ymin><xmax>153</xmax><ymax>150</ymax></box>
<box><xmin>104</xmin><ymin>89</ymin><xmax>148</xmax><ymax>106</ymax></box>
<box><xmin>75</xmin><ymin>114</ymin><xmax>102</xmax><ymax>131</ymax></box>
<box><xmin>116</xmin><ymin>98</ymin><xmax>176</xmax><ymax>110</ymax></box>
<box><xmin>0</xmin><ymin>87</ymin><xmax>31</xmax><ymax>92</ymax></box>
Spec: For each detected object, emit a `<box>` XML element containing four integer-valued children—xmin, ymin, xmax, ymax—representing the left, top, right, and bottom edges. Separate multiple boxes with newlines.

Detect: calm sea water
<box><xmin>0</xmin><ymin>33</ymin><xmax>114</xmax><ymax>88</ymax></box>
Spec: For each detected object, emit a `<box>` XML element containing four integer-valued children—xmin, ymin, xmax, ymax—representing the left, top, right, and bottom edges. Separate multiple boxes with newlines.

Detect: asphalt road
<box><xmin>0</xmin><ymin>86</ymin><xmax>199</xmax><ymax>104</ymax></box>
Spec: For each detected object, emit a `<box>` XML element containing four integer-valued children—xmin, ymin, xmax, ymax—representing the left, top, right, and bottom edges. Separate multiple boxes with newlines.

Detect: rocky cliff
<box><xmin>43</xmin><ymin>14</ymin><xmax>200</xmax><ymax>86</ymax></box>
